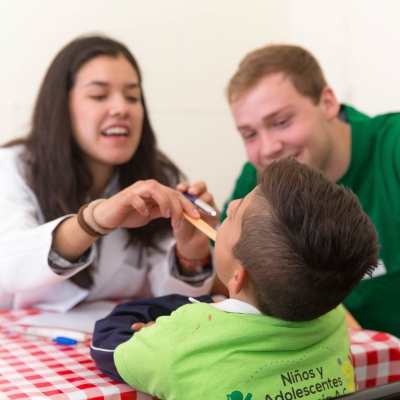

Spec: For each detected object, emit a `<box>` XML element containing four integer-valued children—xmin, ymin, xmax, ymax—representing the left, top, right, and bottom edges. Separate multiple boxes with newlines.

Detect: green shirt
<box><xmin>220</xmin><ymin>162</ymin><xmax>257</xmax><ymax>222</ymax></box>
<box><xmin>338</xmin><ymin>105</ymin><xmax>400</xmax><ymax>337</ymax></box>
<box><xmin>221</xmin><ymin>105</ymin><xmax>400</xmax><ymax>337</ymax></box>
<box><xmin>115</xmin><ymin>302</ymin><xmax>355</xmax><ymax>400</ymax></box>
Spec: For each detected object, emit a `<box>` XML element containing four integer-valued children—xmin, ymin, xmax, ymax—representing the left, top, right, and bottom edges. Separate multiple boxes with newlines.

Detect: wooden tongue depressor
<box><xmin>182</xmin><ymin>212</ymin><xmax>217</xmax><ymax>241</ymax></box>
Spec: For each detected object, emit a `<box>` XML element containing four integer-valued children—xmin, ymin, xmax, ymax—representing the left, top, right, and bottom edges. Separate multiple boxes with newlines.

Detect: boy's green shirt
<box><xmin>115</xmin><ymin>303</ymin><xmax>355</xmax><ymax>400</ymax></box>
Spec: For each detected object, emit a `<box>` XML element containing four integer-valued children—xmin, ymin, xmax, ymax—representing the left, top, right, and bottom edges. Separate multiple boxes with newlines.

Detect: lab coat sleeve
<box><xmin>0</xmin><ymin>149</ymin><xmax>93</xmax><ymax>295</ymax></box>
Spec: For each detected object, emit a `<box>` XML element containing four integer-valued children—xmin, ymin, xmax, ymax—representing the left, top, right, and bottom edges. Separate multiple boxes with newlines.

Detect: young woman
<box><xmin>0</xmin><ymin>35</ymin><xmax>217</xmax><ymax>312</ymax></box>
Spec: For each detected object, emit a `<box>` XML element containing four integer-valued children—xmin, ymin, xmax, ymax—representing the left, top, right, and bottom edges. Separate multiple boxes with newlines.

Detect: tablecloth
<box><xmin>0</xmin><ymin>310</ymin><xmax>399</xmax><ymax>399</ymax></box>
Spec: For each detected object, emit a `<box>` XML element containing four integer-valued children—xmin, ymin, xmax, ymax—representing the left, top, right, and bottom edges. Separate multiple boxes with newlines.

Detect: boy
<box><xmin>91</xmin><ymin>158</ymin><xmax>379</xmax><ymax>399</ymax></box>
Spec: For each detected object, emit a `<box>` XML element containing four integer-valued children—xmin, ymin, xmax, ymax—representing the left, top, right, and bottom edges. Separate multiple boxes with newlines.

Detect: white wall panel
<box><xmin>2</xmin><ymin>0</ymin><xmax>400</xmax><ymax>207</ymax></box>
<box><xmin>0</xmin><ymin>0</ymin><xmax>289</xmax><ymax>207</ymax></box>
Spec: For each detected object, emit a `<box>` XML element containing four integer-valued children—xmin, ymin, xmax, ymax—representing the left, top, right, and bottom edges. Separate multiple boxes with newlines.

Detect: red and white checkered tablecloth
<box><xmin>0</xmin><ymin>309</ymin><xmax>158</xmax><ymax>400</ymax></box>
<box><xmin>348</xmin><ymin>328</ymin><xmax>400</xmax><ymax>389</ymax></box>
<box><xmin>0</xmin><ymin>310</ymin><xmax>399</xmax><ymax>399</ymax></box>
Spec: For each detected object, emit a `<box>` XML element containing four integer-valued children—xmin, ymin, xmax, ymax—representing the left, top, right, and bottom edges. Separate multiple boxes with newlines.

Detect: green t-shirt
<box><xmin>115</xmin><ymin>302</ymin><xmax>355</xmax><ymax>400</ymax></box>
<box><xmin>221</xmin><ymin>105</ymin><xmax>400</xmax><ymax>337</ymax></box>
<box><xmin>220</xmin><ymin>162</ymin><xmax>257</xmax><ymax>222</ymax></box>
<box><xmin>337</xmin><ymin>105</ymin><xmax>400</xmax><ymax>337</ymax></box>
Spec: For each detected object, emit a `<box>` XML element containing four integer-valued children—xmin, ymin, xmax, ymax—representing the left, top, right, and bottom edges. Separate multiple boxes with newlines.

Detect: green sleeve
<box><xmin>114</xmin><ymin>314</ymin><xmax>173</xmax><ymax>395</ymax></box>
<box><xmin>220</xmin><ymin>162</ymin><xmax>258</xmax><ymax>222</ymax></box>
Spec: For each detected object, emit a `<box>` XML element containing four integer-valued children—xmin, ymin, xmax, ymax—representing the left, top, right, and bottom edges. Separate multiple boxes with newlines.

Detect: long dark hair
<box><xmin>4</xmin><ymin>35</ymin><xmax>183</xmax><ymax>288</ymax></box>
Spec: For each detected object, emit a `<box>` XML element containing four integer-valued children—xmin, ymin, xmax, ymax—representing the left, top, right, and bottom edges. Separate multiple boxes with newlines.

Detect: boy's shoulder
<box><xmin>161</xmin><ymin>301</ymin><xmax>263</xmax><ymax>341</ymax></box>
<box><xmin>169</xmin><ymin>301</ymin><xmax>260</xmax><ymax>324</ymax></box>
<box><xmin>167</xmin><ymin>302</ymin><xmax>227</xmax><ymax>326</ymax></box>
<box><xmin>166</xmin><ymin>302</ymin><xmax>347</xmax><ymax>347</ymax></box>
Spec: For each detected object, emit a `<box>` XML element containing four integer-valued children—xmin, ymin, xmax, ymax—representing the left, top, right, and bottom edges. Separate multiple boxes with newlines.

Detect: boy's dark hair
<box><xmin>232</xmin><ymin>158</ymin><xmax>379</xmax><ymax>322</ymax></box>
<box><xmin>227</xmin><ymin>44</ymin><xmax>327</xmax><ymax>104</ymax></box>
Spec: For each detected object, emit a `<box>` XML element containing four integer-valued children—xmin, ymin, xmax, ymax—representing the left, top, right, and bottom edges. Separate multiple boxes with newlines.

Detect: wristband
<box><xmin>175</xmin><ymin>246</ymin><xmax>211</xmax><ymax>271</ymax></box>
<box><xmin>77</xmin><ymin>200</ymin><xmax>115</xmax><ymax>237</ymax></box>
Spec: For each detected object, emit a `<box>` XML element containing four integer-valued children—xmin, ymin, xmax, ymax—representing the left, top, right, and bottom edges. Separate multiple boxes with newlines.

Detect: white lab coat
<box><xmin>0</xmin><ymin>146</ymin><xmax>214</xmax><ymax>312</ymax></box>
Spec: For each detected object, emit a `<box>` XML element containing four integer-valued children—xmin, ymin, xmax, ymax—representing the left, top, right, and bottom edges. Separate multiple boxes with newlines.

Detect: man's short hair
<box><xmin>232</xmin><ymin>158</ymin><xmax>379</xmax><ymax>322</ymax></box>
<box><xmin>227</xmin><ymin>44</ymin><xmax>327</xmax><ymax>104</ymax></box>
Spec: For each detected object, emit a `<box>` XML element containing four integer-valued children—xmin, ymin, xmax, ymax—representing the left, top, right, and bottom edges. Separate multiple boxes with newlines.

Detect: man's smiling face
<box><xmin>230</xmin><ymin>72</ymin><xmax>334</xmax><ymax>172</ymax></box>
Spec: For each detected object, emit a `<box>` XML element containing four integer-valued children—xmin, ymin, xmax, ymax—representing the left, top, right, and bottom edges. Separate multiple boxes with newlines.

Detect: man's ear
<box><xmin>228</xmin><ymin>267</ymin><xmax>247</xmax><ymax>295</ymax></box>
<box><xmin>319</xmin><ymin>86</ymin><xmax>340</xmax><ymax>121</ymax></box>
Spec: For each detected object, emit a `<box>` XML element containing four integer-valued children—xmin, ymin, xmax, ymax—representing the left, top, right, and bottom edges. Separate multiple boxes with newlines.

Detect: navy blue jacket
<box><xmin>90</xmin><ymin>294</ymin><xmax>213</xmax><ymax>382</ymax></box>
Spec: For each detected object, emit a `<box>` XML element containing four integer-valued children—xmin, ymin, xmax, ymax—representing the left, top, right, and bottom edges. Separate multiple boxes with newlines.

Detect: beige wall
<box><xmin>289</xmin><ymin>0</ymin><xmax>400</xmax><ymax>115</ymax></box>
<box><xmin>1</xmin><ymin>0</ymin><xmax>400</xmax><ymax>208</ymax></box>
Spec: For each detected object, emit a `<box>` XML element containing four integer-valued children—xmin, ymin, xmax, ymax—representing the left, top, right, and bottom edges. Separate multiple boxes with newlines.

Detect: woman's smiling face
<box><xmin>69</xmin><ymin>54</ymin><xmax>144</xmax><ymax>172</ymax></box>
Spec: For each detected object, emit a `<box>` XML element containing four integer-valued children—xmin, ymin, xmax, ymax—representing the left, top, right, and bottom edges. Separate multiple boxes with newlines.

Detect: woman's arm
<box><xmin>53</xmin><ymin>179</ymin><xmax>203</xmax><ymax>262</ymax></box>
<box><xmin>52</xmin><ymin>214</ymin><xmax>97</xmax><ymax>261</ymax></box>
<box><xmin>0</xmin><ymin>149</ymin><xmax>201</xmax><ymax>297</ymax></box>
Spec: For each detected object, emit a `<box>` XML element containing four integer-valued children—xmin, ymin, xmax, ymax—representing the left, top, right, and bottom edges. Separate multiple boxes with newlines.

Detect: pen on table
<box><xmin>183</xmin><ymin>193</ymin><xmax>217</xmax><ymax>217</ymax></box>
<box><xmin>6</xmin><ymin>326</ymin><xmax>85</xmax><ymax>344</ymax></box>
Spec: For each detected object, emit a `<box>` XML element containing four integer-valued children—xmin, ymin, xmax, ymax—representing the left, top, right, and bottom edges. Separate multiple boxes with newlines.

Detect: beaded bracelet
<box><xmin>175</xmin><ymin>246</ymin><xmax>211</xmax><ymax>271</ymax></box>
<box><xmin>76</xmin><ymin>199</ymin><xmax>115</xmax><ymax>237</ymax></box>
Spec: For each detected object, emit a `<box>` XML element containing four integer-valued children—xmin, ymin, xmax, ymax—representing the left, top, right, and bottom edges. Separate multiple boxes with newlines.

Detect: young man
<box><xmin>223</xmin><ymin>44</ymin><xmax>400</xmax><ymax>338</ymax></box>
<box><xmin>91</xmin><ymin>158</ymin><xmax>379</xmax><ymax>399</ymax></box>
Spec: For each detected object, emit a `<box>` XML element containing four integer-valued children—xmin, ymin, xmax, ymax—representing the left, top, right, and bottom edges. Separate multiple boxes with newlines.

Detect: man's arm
<box><xmin>344</xmin><ymin>306</ymin><xmax>362</xmax><ymax>329</ymax></box>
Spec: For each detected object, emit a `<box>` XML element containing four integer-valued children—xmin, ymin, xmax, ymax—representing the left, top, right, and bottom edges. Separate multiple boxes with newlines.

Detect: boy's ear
<box><xmin>228</xmin><ymin>267</ymin><xmax>247</xmax><ymax>295</ymax></box>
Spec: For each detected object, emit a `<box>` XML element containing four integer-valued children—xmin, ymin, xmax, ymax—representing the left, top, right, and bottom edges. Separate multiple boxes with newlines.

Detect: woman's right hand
<box><xmin>91</xmin><ymin>179</ymin><xmax>201</xmax><ymax>230</ymax></box>
<box><xmin>53</xmin><ymin>179</ymin><xmax>201</xmax><ymax>262</ymax></box>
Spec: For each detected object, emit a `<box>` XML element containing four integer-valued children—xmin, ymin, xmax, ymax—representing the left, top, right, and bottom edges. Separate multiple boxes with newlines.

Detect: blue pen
<box><xmin>52</xmin><ymin>336</ymin><xmax>78</xmax><ymax>345</ymax></box>
<box><xmin>183</xmin><ymin>193</ymin><xmax>217</xmax><ymax>217</ymax></box>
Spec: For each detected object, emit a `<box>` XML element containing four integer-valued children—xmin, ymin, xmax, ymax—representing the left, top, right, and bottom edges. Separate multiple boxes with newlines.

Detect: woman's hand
<box><xmin>173</xmin><ymin>181</ymin><xmax>220</xmax><ymax>260</ymax></box>
<box><xmin>53</xmin><ymin>180</ymin><xmax>201</xmax><ymax>263</ymax></box>
<box><xmin>91</xmin><ymin>179</ymin><xmax>201</xmax><ymax>230</ymax></box>
<box><xmin>53</xmin><ymin>179</ymin><xmax>208</xmax><ymax>262</ymax></box>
